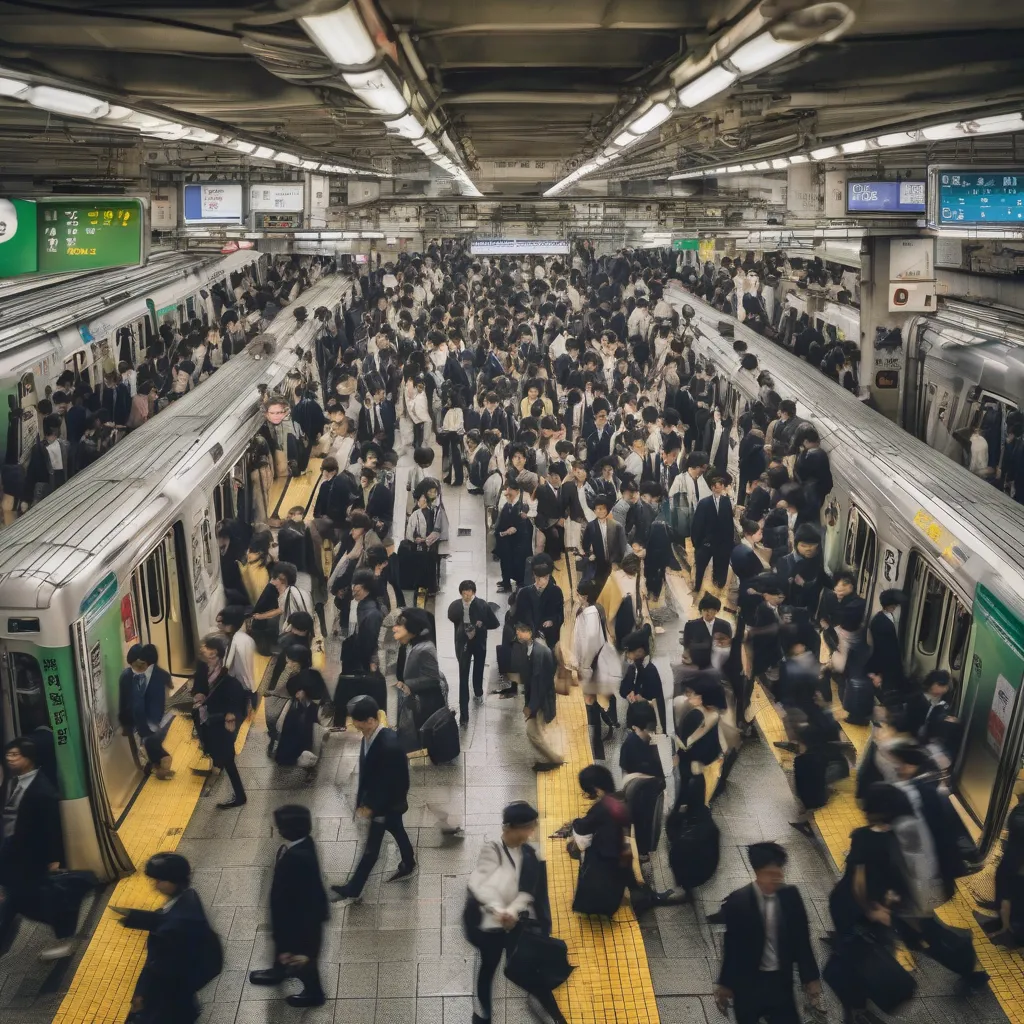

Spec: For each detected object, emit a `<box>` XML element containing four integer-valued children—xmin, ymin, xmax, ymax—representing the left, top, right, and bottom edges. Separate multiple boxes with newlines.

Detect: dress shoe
<box><xmin>459</xmin><ymin>715</ymin><xmax>469</xmax><ymax>728</ymax></box>
<box><xmin>532</xmin><ymin>761</ymin><xmax>562</xmax><ymax>773</ymax></box>
<box><xmin>386</xmin><ymin>861</ymin><xmax>417</xmax><ymax>882</ymax></box>
<box><xmin>330</xmin><ymin>884</ymin><xmax>361</xmax><ymax>904</ymax></box>
<box><xmin>217</xmin><ymin>797</ymin><xmax>246</xmax><ymax>809</ymax></box>
<box><xmin>287</xmin><ymin>992</ymin><xmax>326</xmax><ymax>1008</ymax></box>
<box><xmin>248</xmin><ymin>968</ymin><xmax>285</xmax><ymax>986</ymax></box>
<box><xmin>38</xmin><ymin>943</ymin><xmax>73</xmax><ymax>961</ymax></box>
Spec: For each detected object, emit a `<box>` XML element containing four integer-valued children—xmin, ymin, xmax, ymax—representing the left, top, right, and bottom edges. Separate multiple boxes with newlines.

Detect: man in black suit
<box><xmin>0</xmin><ymin>737</ymin><xmax>67</xmax><ymax>958</ymax></box>
<box><xmin>691</xmin><ymin>473</ymin><xmax>735</xmax><ymax>592</ymax></box>
<box><xmin>865</xmin><ymin>588</ymin><xmax>910</xmax><ymax>701</ymax></box>
<box><xmin>585</xmin><ymin>404</ymin><xmax>614</xmax><ymax>464</ymax></box>
<box><xmin>250</xmin><ymin>805</ymin><xmax>330</xmax><ymax>1008</ymax></box>
<box><xmin>682</xmin><ymin>593</ymin><xmax>731</xmax><ymax>658</ymax></box>
<box><xmin>794</xmin><ymin>429</ymin><xmax>832</xmax><ymax>516</ymax></box>
<box><xmin>535</xmin><ymin>463</ymin><xmax>566</xmax><ymax>560</ymax></box>
<box><xmin>331</xmin><ymin>697</ymin><xmax>416</xmax><ymax>902</ymax></box>
<box><xmin>494</xmin><ymin>478</ymin><xmax>532</xmax><ymax>593</ymax></box>
<box><xmin>513</xmin><ymin>558</ymin><xmax>565</xmax><ymax>651</ymax></box>
<box><xmin>341</xmin><ymin>570</ymin><xmax>383</xmax><ymax>674</ymax></box>
<box><xmin>715</xmin><ymin>842</ymin><xmax>821</xmax><ymax>1024</ymax></box>
<box><xmin>447</xmin><ymin>580</ymin><xmax>501</xmax><ymax>725</ymax></box>
<box><xmin>582</xmin><ymin>495</ymin><xmax>627</xmax><ymax>593</ymax></box>
<box><xmin>480</xmin><ymin>392</ymin><xmax>508</xmax><ymax>435</ymax></box>
<box><xmin>358</xmin><ymin>380</ymin><xmax>397</xmax><ymax>452</ymax></box>
<box><xmin>311</xmin><ymin>455</ymin><xmax>352</xmax><ymax>551</ymax></box>
<box><xmin>518</xmin><ymin>623</ymin><xmax>563</xmax><ymax>772</ymax></box>
<box><xmin>117</xmin><ymin>643</ymin><xmax>173</xmax><ymax>780</ymax></box>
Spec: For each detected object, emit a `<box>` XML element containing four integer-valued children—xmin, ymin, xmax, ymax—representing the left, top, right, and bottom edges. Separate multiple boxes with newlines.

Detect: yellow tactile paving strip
<box><xmin>540</xmin><ymin>559</ymin><xmax>661</xmax><ymax>1024</ymax></box>
<box><xmin>54</xmin><ymin>708</ymin><xmax>257</xmax><ymax>1024</ymax></box>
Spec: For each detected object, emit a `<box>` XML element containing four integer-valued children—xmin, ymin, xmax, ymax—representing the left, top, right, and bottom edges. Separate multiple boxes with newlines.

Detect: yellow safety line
<box><xmin>54</xmin><ymin>663</ymin><xmax>264</xmax><ymax>1024</ymax></box>
<box><xmin>539</xmin><ymin>559</ymin><xmax>661</xmax><ymax>1024</ymax></box>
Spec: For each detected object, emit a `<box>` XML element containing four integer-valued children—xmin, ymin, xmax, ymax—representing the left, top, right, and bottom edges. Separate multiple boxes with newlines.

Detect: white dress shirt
<box><xmin>753</xmin><ymin>884</ymin><xmax>781</xmax><ymax>971</ymax></box>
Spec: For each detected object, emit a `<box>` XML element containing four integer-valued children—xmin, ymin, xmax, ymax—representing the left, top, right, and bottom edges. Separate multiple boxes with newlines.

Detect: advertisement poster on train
<box><xmin>89</xmin><ymin>641</ymin><xmax>114</xmax><ymax>750</ymax></box>
<box><xmin>988</xmin><ymin>674</ymin><xmax>1016</xmax><ymax>756</ymax></box>
<box><xmin>191</xmin><ymin>525</ymin><xmax>208</xmax><ymax>611</ymax></box>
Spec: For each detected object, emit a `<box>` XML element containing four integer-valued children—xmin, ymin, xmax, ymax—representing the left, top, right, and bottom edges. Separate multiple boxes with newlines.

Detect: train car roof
<box><xmin>666</xmin><ymin>284</ymin><xmax>1024</xmax><ymax>587</ymax></box>
<box><xmin>0</xmin><ymin>273</ymin><xmax>346</xmax><ymax>610</ymax></box>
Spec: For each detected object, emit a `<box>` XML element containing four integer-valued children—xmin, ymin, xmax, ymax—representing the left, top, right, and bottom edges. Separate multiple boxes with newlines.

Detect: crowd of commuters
<box><xmin>2</xmin><ymin>240</ymin><xmax>1012</xmax><ymax>1024</ymax></box>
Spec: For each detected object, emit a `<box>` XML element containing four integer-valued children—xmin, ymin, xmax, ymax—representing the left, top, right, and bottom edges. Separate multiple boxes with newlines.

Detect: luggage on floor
<box><xmin>842</xmin><ymin>674</ymin><xmax>875</xmax><ymax>725</ymax></box>
<box><xmin>823</xmin><ymin>928</ymin><xmax>916</xmax><ymax>1014</ymax></box>
<box><xmin>422</xmin><ymin>706</ymin><xmax>461</xmax><ymax>764</ymax></box>
<box><xmin>666</xmin><ymin>804</ymin><xmax>720</xmax><ymax>891</ymax></box>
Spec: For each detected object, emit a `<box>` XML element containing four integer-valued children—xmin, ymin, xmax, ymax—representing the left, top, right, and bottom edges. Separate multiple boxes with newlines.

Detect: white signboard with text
<box><xmin>470</xmin><ymin>238</ymin><xmax>570</xmax><ymax>255</ymax></box>
<box><xmin>249</xmin><ymin>183</ymin><xmax>305</xmax><ymax>213</ymax></box>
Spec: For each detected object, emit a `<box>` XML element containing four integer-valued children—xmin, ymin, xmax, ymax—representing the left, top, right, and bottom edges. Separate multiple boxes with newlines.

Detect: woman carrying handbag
<box><xmin>464</xmin><ymin>802</ymin><xmax>570</xmax><ymax>1024</ymax></box>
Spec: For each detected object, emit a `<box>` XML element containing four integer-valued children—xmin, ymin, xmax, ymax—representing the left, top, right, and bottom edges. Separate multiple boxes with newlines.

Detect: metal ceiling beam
<box><xmin>442</xmin><ymin>91</ymin><xmax>618</xmax><ymax>105</ymax></box>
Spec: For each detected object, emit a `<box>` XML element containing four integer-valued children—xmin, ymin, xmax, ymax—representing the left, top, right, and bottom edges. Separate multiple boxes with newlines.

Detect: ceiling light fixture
<box><xmin>614</xmin><ymin>130</ymin><xmax>643</xmax><ymax>148</ymax></box>
<box><xmin>875</xmin><ymin>131</ymin><xmax>917</xmax><ymax>148</ymax></box>
<box><xmin>342</xmin><ymin>67</ymin><xmax>408</xmax><ymax>116</ymax></box>
<box><xmin>0</xmin><ymin>76</ymin><xmax>30</xmax><ymax>98</ymax></box>
<box><xmin>229</xmin><ymin>139</ymin><xmax>257</xmax><ymax>154</ymax></box>
<box><xmin>840</xmin><ymin>139</ymin><xmax>868</xmax><ymax>154</ymax></box>
<box><xmin>726</xmin><ymin>165</ymin><xmax>742</xmax><ymax>173</ymax></box>
<box><xmin>385</xmin><ymin>112</ymin><xmax>425</xmax><ymax>139</ymax></box>
<box><xmin>103</xmin><ymin>105</ymin><xmax>134</xmax><ymax>122</ymax></box>
<box><xmin>920</xmin><ymin>122</ymin><xmax>963</xmax><ymax>141</ymax></box>
<box><xmin>300</xmin><ymin>159</ymin><xmax>321</xmax><ymax>170</ymax></box>
<box><xmin>968</xmin><ymin>112</ymin><xmax>1024</xmax><ymax>134</ymax></box>
<box><xmin>789</xmin><ymin>154</ymin><xmax>809</xmax><ymax>164</ymax></box>
<box><xmin>274</xmin><ymin>151</ymin><xmax>300</xmax><ymax>164</ymax></box>
<box><xmin>27</xmin><ymin>85</ymin><xmax>109</xmax><ymax>119</ymax></box>
<box><xmin>754</xmin><ymin>160</ymin><xmax>771</xmax><ymax>169</ymax></box>
<box><xmin>726</xmin><ymin>33</ymin><xmax>802</xmax><ymax>75</ymax></box>
<box><xmin>678</xmin><ymin>66</ymin><xmax>738</xmax><ymax>108</ymax></box>
<box><xmin>185</xmin><ymin>128</ymin><xmax>220</xmax><ymax>143</ymax></box>
<box><xmin>810</xmin><ymin>145</ymin><xmax>839</xmax><ymax>160</ymax></box>
<box><xmin>253</xmin><ymin>146</ymin><xmax>275</xmax><ymax>159</ymax></box>
<box><xmin>771</xmin><ymin>158</ymin><xmax>789</xmax><ymax>169</ymax></box>
<box><xmin>627</xmin><ymin>101</ymin><xmax>673</xmax><ymax>135</ymax></box>
<box><xmin>299</xmin><ymin>4</ymin><xmax>376</xmax><ymax>67</ymax></box>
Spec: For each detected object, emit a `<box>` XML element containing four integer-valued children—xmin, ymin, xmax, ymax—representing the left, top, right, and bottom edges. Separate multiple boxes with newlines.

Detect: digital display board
<box><xmin>183</xmin><ymin>182</ymin><xmax>243</xmax><ymax>224</ymax></box>
<box><xmin>470</xmin><ymin>238</ymin><xmax>570</xmax><ymax>255</ymax></box>
<box><xmin>37</xmin><ymin>199</ymin><xmax>144</xmax><ymax>274</ymax></box>
<box><xmin>937</xmin><ymin>171</ymin><xmax>1024</xmax><ymax>224</ymax></box>
<box><xmin>847</xmin><ymin>179</ymin><xmax>926</xmax><ymax>215</ymax></box>
<box><xmin>249</xmin><ymin>183</ymin><xmax>305</xmax><ymax>213</ymax></box>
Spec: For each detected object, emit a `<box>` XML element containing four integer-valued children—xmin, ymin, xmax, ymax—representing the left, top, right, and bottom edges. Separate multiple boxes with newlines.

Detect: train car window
<box><xmin>917</xmin><ymin>570</ymin><xmax>948</xmax><ymax>656</ymax></box>
<box><xmin>144</xmin><ymin>552</ymin><xmax>164</xmax><ymax>623</ymax></box>
<box><xmin>201</xmin><ymin>513</ymin><xmax>215</xmax><ymax>569</ymax></box>
<box><xmin>185</xmin><ymin>295</ymin><xmax>196</xmax><ymax>321</ymax></box>
<box><xmin>8</xmin><ymin>651</ymin><xmax>50</xmax><ymax>733</ymax></box>
<box><xmin>844</xmin><ymin>504</ymin><xmax>877</xmax><ymax>599</ymax></box>
<box><xmin>213</xmin><ymin>487</ymin><xmax>223</xmax><ymax>523</ymax></box>
<box><xmin>949</xmin><ymin>601</ymin><xmax>972</xmax><ymax>682</ymax></box>
<box><xmin>857</xmin><ymin>528</ymin><xmax>876</xmax><ymax>599</ymax></box>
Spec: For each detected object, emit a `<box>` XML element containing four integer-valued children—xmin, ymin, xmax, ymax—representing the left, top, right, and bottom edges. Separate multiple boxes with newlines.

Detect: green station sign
<box><xmin>672</xmin><ymin>237</ymin><xmax>700</xmax><ymax>251</ymax></box>
<box><xmin>0</xmin><ymin>196</ymin><xmax>145</xmax><ymax>278</ymax></box>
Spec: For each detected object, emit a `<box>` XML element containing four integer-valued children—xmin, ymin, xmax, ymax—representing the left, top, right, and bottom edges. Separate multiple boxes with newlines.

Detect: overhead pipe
<box><xmin>442</xmin><ymin>91</ymin><xmax>619</xmax><ymax>105</ymax></box>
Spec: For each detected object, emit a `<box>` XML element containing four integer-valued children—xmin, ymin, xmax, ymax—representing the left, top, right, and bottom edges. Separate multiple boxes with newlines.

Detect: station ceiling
<box><xmin>1</xmin><ymin>0</ymin><xmax>1023</xmax><ymax>191</ymax></box>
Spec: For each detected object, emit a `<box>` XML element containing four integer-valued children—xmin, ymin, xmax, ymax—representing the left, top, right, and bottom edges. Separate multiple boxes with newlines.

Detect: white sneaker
<box><xmin>39</xmin><ymin>943</ymin><xmax>73</xmax><ymax>961</ymax></box>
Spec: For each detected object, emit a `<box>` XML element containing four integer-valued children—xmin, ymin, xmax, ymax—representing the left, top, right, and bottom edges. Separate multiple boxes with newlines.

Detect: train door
<box><xmin>843</xmin><ymin>504</ymin><xmax>877</xmax><ymax>602</ymax></box>
<box><xmin>15</xmin><ymin>371</ymin><xmax>40</xmax><ymax>462</ymax></box>
<box><xmin>130</xmin><ymin>526</ymin><xmax>195</xmax><ymax>686</ymax></box>
<box><xmin>900</xmin><ymin>552</ymin><xmax>971</xmax><ymax>682</ymax></box>
<box><xmin>0</xmin><ymin>647</ymin><xmax>50</xmax><ymax>751</ymax></box>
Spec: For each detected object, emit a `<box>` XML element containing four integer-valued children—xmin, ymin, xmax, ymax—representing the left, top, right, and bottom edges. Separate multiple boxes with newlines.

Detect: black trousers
<box><xmin>732</xmin><ymin>970</ymin><xmax>801</xmax><ymax>1024</ymax></box>
<box><xmin>412</xmin><ymin>422</ymin><xmax>425</xmax><ymax>448</ymax></box>
<box><xmin>348</xmin><ymin>812</ymin><xmax>415</xmax><ymax>894</ymax></box>
<box><xmin>458</xmin><ymin>644</ymin><xmax>487</xmax><ymax>718</ymax></box>
<box><xmin>220</xmin><ymin>753</ymin><xmax>246</xmax><ymax>804</ymax></box>
<box><xmin>140</xmin><ymin>731</ymin><xmax>169</xmax><ymax>766</ymax></box>
<box><xmin>442</xmin><ymin>434</ymin><xmax>464</xmax><ymax>485</ymax></box>
<box><xmin>469</xmin><ymin>927</ymin><xmax>562</xmax><ymax>1021</ymax></box>
<box><xmin>693</xmin><ymin>543</ymin><xmax>730</xmax><ymax>591</ymax></box>
<box><xmin>263</xmin><ymin>936</ymin><xmax>324</xmax><ymax>999</ymax></box>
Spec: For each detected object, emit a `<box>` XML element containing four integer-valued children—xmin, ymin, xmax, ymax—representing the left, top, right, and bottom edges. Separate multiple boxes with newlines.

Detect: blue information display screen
<box><xmin>847</xmin><ymin>180</ymin><xmax>926</xmax><ymax>214</ymax></box>
<box><xmin>937</xmin><ymin>171</ymin><xmax>1024</xmax><ymax>224</ymax></box>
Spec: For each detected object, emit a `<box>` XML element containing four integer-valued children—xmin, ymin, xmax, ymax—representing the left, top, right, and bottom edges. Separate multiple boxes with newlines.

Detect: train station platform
<box><xmin>1</xmin><ymin>456</ymin><xmax>1016</xmax><ymax>1024</ymax></box>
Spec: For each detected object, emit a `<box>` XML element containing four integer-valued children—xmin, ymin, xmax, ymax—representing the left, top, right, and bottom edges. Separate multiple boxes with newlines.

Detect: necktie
<box><xmin>134</xmin><ymin>672</ymin><xmax>147</xmax><ymax>693</ymax></box>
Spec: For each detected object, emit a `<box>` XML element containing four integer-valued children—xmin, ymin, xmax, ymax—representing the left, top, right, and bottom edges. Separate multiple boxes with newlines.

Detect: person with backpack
<box><xmin>113</xmin><ymin>852</ymin><xmax>222</xmax><ymax>1024</ymax></box>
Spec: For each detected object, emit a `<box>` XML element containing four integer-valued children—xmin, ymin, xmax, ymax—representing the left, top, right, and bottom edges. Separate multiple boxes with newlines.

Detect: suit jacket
<box><xmin>313</xmin><ymin>473</ymin><xmax>352</xmax><ymax>524</ymax></box>
<box><xmin>585</xmin><ymin>423</ymin><xmax>614</xmax><ymax>464</ymax></box>
<box><xmin>362</xmin><ymin>483</ymin><xmax>394</xmax><ymax>533</ymax></box>
<box><xmin>582</xmin><ymin>517</ymin><xmax>626</xmax><ymax>567</ymax></box>
<box><xmin>118</xmin><ymin>665</ymin><xmax>170</xmax><ymax>736</ymax></box>
<box><xmin>1</xmin><ymin>771</ymin><xmax>64</xmax><ymax>886</ymax></box>
<box><xmin>358</xmin><ymin>400</ymin><xmax>396</xmax><ymax>448</ymax></box>
<box><xmin>526</xmin><ymin>640</ymin><xmax>558</xmax><ymax>720</ymax></box>
<box><xmin>559</xmin><ymin>480</ymin><xmax>588</xmax><ymax>522</ymax></box>
<box><xmin>682</xmin><ymin>616</ymin><xmax>729</xmax><ymax>652</ymax></box>
<box><xmin>270</xmin><ymin>836</ymin><xmax>329</xmax><ymax>955</ymax></box>
<box><xmin>480</xmin><ymin>406</ymin><xmax>508</xmax><ymax>435</ymax></box>
<box><xmin>795</xmin><ymin>446</ymin><xmax>833</xmax><ymax>508</ymax></box>
<box><xmin>864</xmin><ymin>611</ymin><xmax>906</xmax><ymax>691</ymax></box>
<box><xmin>343</xmin><ymin>596</ymin><xmax>382</xmax><ymax>673</ymax></box>
<box><xmin>357</xmin><ymin>726</ymin><xmax>410</xmax><ymax>815</ymax></box>
<box><xmin>514</xmin><ymin>583</ymin><xmax>565</xmax><ymax>648</ymax></box>
<box><xmin>691</xmin><ymin>494</ymin><xmax>734</xmax><ymax>551</ymax></box>
<box><xmin>447</xmin><ymin>596</ymin><xmax>500</xmax><ymax>653</ymax></box>
<box><xmin>535</xmin><ymin>482</ymin><xmax>563</xmax><ymax>529</ymax></box>
<box><xmin>717</xmin><ymin>882</ymin><xmax>819</xmax><ymax>991</ymax></box>
<box><xmin>619</xmin><ymin>658</ymin><xmax>662</xmax><ymax>702</ymax></box>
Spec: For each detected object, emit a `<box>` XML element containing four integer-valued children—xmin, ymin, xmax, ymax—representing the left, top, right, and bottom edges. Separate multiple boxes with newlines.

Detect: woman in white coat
<box><xmin>573</xmin><ymin>579</ymin><xmax>620</xmax><ymax>760</ymax></box>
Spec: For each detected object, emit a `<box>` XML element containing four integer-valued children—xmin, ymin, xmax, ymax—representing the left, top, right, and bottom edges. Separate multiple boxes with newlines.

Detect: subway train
<box><xmin>901</xmin><ymin>299</ymin><xmax>1024</xmax><ymax>468</ymax></box>
<box><xmin>0</xmin><ymin>272</ymin><xmax>346</xmax><ymax>880</ymax></box>
<box><xmin>1</xmin><ymin>249</ymin><xmax>267</xmax><ymax>465</ymax></box>
<box><xmin>666</xmin><ymin>283</ymin><xmax>1024</xmax><ymax>856</ymax></box>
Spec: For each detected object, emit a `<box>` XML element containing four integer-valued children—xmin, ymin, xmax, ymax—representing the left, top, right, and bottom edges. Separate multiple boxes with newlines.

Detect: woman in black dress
<box><xmin>570</xmin><ymin>765</ymin><xmax>633</xmax><ymax>918</ymax></box>
<box><xmin>673</xmin><ymin>676</ymin><xmax>726</xmax><ymax>811</ymax></box>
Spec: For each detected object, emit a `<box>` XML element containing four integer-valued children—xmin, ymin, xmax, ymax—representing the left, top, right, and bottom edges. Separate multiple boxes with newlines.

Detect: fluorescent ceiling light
<box><xmin>300</xmin><ymin>5</ymin><xmax>376</xmax><ymax>67</ymax></box>
<box><xmin>714</xmin><ymin>167</ymin><xmax>729</xmax><ymax>173</ymax></box>
<box><xmin>229</xmin><ymin>139</ymin><xmax>257</xmax><ymax>154</ymax></box>
<box><xmin>789</xmin><ymin>154</ymin><xmax>809</xmax><ymax>164</ymax></box>
<box><xmin>253</xmin><ymin>146</ymin><xmax>275</xmax><ymax>159</ymax></box>
<box><xmin>602</xmin><ymin>144</ymin><xmax>621</xmax><ymax>158</ymax></box>
<box><xmin>342</xmin><ymin>231</ymin><xmax>359</xmax><ymax>238</ymax></box>
<box><xmin>301</xmin><ymin>159</ymin><xmax>320</xmax><ymax>169</ymax></box>
<box><xmin>321</xmin><ymin>231</ymin><xmax>344</xmax><ymax>240</ymax></box>
<box><xmin>595</xmin><ymin>154</ymin><xmax>610</xmax><ymax>165</ymax></box>
<box><xmin>678</xmin><ymin>66</ymin><xmax>737</xmax><ymax>108</ymax></box>
<box><xmin>840</xmin><ymin>139</ymin><xmax>868</xmax><ymax>154</ymax></box>
<box><xmin>727</xmin><ymin>32</ymin><xmax>803</xmax><ymax>75</ymax></box>
<box><xmin>294</xmin><ymin>232</ymin><xmax>320</xmax><ymax>240</ymax></box>
<box><xmin>614</xmin><ymin>130</ymin><xmax>643</xmax><ymax>148</ymax></box>
<box><xmin>969</xmin><ymin>112</ymin><xmax>1024</xmax><ymax>134</ymax></box>
<box><xmin>875</xmin><ymin>131</ymin><xmax>917</xmax><ymax>148</ymax></box>
<box><xmin>810</xmin><ymin>145</ymin><xmax>839</xmax><ymax>159</ymax></box>
<box><xmin>343</xmin><ymin>68</ymin><xmax>408</xmax><ymax>115</ymax></box>
<box><xmin>274</xmin><ymin>151</ymin><xmax>300</xmax><ymax>164</ymax></box>
<box><xmin>771</xmin><ymin>158</ymin><xmax>789</xmax><ymax>169</ymax></box>
<box><xmin>104</xmin><ymin>105</ymin><xmax>134</xmax><ymax>122</ymax></box>
<box><xmin>185</xmin><ymin>128</ymin><xmax>219</xmax><ymax>143</ymax></box>
<box><xmin>726</xmin><ymin>165</ymin><xmax>742</xmax><ymax>173</ymax></box>
<box><xmin>142</xmin><ymin>122</ymin><xmax>190</xmax><ymax>140</ymax></box>
<box><xmin>361</xmin><ymin>231</ymin><xmax>384</xmax><ymax>238</ymax></box>
<box><xmin>27</xmin><ymin>85</ymin><xmax>108</xmax><ymax>119</ymax></box>
<box><xmin>121</xmin><ymin>111</ymin><xmax>166</xmax><ymax>130</ymax></box>
<box><xmin>755</xmin><ymin>160</ymin><xmax>771</xmax><ymax>169</ymax></box>
<box><xmin>921</xmin><ymin>122</ymin><xmax>963</xmax><ymax>141</ymax></box>
<box><xmin>628</xmin><ymin>101</ymin><xmax>672</xmax><ymax>135</ymax></box>
<box><xmin>740</xmin><ymin>163</ymin><xmax>756</xmax><ymax>171</ymax></box>
<box><xmin>385</xmin><ymin>112</ymin><xmax>424</xmax><ymax>139</ymax></box>
<box><xmin>415</xmin><ymin>139</ymin><xmax>438</xmax><ymax>155</ymax></box>
<box><xmin>0</xmin><ymin>76</ymin><xmax>30</xmax><ymax>98</ymax></box>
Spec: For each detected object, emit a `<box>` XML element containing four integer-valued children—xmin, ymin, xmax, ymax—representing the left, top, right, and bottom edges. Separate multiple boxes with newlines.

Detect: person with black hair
<box><xmin>448</xmin><ymin>580</ymin><xmax>501</xmax><ymax>725</ymax></box>
<box><xmin>27</xmin><ymin>414</ymin><xmax>72</xmax><ymax>504</ymax></box>
<box><xmin>112</xmin><ymin>853</ymin><xmax>221</xmax><ymax>1023</ymax></box>
<box><xmin>515</xmin><ymin>622</ymin><xmax>562</xmax><ymax>771</ymax></box>
<box><xmin>691</xmin><ymin>473</ymin><xmax>734</xmax><ymax>592</ymax></box>
<box><xmin>620</xmin><ymin>628</ymin><xmax>668</xmax><ymax>737</ymax></box>
<box><xmin>864</xmin><ymin>589</ymin><xmax>910</xmax><ymax>701</ymax></box>
<box><xmin>715</xmin><ymin>842</ymin><xmax>821</xmax><ymax>1024</ymax></box>
<box><xmin>331</xmin><ymin>696</ymin><xmax>416</xmax><ymax>902</ymax></box>
<box><xmin>494</xmin><ymin>477</ymin><xmax>532</xmax><ymax>593</ymax></box>
<box><xmin>249</xmin><ymin>806</ymin><xmax>329</xmax><ymax>1007</ymax></box>
<box><xmin>117</xmin><ymin>644</ymin><xmax>174</xmax><ymax>780</ymax></box>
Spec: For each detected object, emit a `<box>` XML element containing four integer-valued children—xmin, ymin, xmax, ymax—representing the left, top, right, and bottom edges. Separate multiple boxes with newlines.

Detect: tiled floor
<box><xmin>1</xmin><ymin>452</ymin><xmax>1014</xmax><ymax>1024</ymax></box>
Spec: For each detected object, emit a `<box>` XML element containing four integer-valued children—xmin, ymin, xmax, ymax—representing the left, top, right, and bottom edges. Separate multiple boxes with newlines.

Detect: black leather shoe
<box><xmin>217</xmin><ymin>798</ymin><xmax>246</xmax><ymax>809</ymax></box>
<box><xmin>386</xmin><ymin>861</ymin><xmax>417</xmax><ymax>882</ymax></box>
<box><xmin>286</xmin><ymin>992</ymin><xmax>326</xmax><ymax>1007</ymax></box>
<box><xmin>248</xmin><ymin>968</ymin><xmax>285</xmax><ymax>986</ymax></box>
